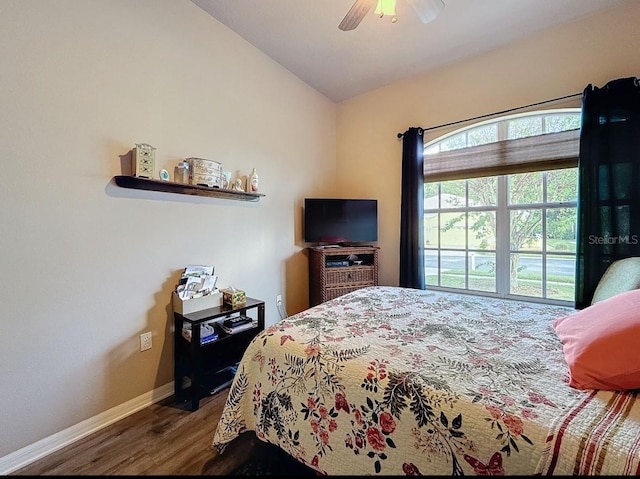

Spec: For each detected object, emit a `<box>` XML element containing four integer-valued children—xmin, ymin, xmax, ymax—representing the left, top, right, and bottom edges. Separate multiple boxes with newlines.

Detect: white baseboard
<box><xmin>0</xmin><ymin>382</ymin><xmax>174</xmax><ymax>475</ymax></box>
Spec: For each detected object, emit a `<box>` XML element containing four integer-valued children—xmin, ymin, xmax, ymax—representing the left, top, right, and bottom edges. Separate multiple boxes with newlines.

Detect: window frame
<box><xmin>423</xmin><ymin>109</ymin><xmax>580</xmax><ymax>306</ymax></box>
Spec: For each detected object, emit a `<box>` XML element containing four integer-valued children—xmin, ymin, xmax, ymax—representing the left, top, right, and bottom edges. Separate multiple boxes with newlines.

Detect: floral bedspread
<box><xmin>211</xmin><ymin>286</ymin><xmax>630</xmax><ymax>475</ymax></box>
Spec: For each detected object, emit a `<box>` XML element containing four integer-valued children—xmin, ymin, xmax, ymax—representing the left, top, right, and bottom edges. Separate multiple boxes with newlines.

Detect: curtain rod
<box><xmin>397</xmin><ymin>92</ymin><xmax>582</xmax><ymax>138</ymax></box>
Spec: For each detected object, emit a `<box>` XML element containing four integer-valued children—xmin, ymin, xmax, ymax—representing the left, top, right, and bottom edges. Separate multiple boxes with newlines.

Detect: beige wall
<box><xmin>337</xmin><ymin>1</ymin><xmax>640</xmax><ymax>286</ymax></box>
<box><xmin>0</xmin><ymin>0</ymin><xmax>336</xmax><ymax>461</ymax></box>
<box><xmin>1</xmin><ymin>0</ymin><xmax>639</xmax><ymax>469</ymax></box>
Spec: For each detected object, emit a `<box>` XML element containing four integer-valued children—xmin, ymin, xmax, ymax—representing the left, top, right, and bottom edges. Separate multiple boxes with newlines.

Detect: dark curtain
<box><xmin>399</xmin><ymin>127</ymin><xmax>425</xmax><ymax>289</ymax></box>
<box><xmin>575</xmin><ymin>77</ymin><xmax>640</xmax><ymax>309</ymax></box>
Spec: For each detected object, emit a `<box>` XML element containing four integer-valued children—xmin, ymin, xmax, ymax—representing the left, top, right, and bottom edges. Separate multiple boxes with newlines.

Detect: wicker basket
<box><xmin>309</xmin><ymin>246</ymin><xmax>379</xmax><ymax>307</ymax></box>
<box><xmin>326</xmin><ymin>268</ymin><xmax>374</xmax><ymax>285</ymax></box>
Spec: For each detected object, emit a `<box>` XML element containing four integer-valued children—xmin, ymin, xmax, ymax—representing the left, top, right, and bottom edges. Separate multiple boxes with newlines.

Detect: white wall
<box><xmin>336</xmin><ymin>1</ymin><xmax>640</xmax><ymax>286</ymax></box>
<box><xmin>0</xmin><ymin>0</ymin><xmax>336</xmax><ymax>462</ymax></box>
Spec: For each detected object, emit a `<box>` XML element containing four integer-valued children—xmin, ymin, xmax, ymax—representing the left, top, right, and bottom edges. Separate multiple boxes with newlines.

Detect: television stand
<box><xmin>308</xmin><ymin>245</ymin><xmax>379</xmax><ymax>306</ymax></box>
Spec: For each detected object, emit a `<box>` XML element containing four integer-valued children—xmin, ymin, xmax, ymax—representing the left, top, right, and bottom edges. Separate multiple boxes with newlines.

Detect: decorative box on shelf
<box><xmin>172</xmin><ymin>291</ymin><xmax>222</xmax><ymax>315</ymax></box>
<box><xmin>222</xmin><ymin>288</ymin><xmax>246</xmax><ymax>308</ymax></box>
<box><xmin>186</xmin><ymin>157</ymin><xmax>222</xmax><ymax>188</ymax></box>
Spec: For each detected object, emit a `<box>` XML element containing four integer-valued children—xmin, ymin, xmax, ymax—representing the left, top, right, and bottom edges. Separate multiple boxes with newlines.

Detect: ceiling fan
<box><xmin>339</xmin><ymin>0</ymin><xmax>445</xmax><ymax>31</ymax></box>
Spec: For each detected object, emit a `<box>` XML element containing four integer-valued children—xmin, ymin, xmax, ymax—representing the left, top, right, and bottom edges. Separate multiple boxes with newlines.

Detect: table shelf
<box><xmin>174</xmin><ymin>297</ymin><xmax>265</xmax><ymax>411</ymax></box>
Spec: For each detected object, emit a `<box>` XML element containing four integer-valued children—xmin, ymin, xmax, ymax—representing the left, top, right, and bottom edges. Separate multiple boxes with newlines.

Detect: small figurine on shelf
<box><xmin>247</xmin><ymin>168</ymin><xmax>259</xmax><ymax>193</ymax></box>
<box><xmin>232</xmin><ymin>170</ymin><xmax>246</xmax><ymax>191</ymax></box>
<box><xmin>174</xmin><ymin>161</ymin><xmax>190</xmax><ymax>184</ymax></box>
<box><xmin>221</xmin><ymin>170</ymin><xmax>232</xmax><ymax>189</ymax></box>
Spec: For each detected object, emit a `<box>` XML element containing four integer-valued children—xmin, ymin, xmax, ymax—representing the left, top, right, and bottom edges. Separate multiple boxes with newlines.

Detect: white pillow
<box><xmin>591</xmin><ymin>257</ymin><xmax>640</xmax><ymax>305</ymax></box>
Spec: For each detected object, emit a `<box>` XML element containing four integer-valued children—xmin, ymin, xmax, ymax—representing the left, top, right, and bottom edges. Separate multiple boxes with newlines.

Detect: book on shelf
<box><xmin>181</xmin><ymin>323</ymin><xmax>219</xmax><ymax>344</ymax></box>
<box><xmin>222</xmin><ymin>315</ymin><xmax>252</xmax><ymax>328</ymax></box>
<box><xmin>200</xmin><ymin>331</ymin><xmax>219</xmax><ymax>344</ymax></box>
<box><xmin>208</xmin><ymin>366</ymin><xmax>236</xmax><ymax>395</ymax></box>
<box><xmin>217</xmin><ymin>320</ymin><xmax>258</xmax><ymax>335</ymax></box>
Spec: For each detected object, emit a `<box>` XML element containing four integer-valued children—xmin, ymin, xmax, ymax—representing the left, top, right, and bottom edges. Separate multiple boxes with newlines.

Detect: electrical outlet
<box><xmin>140</xmin><ymin>331</ymin><xmax>152</xmax><ymax>351</ymax></box>
<box><xmin>276</xmin><ymin>294</ymin><xmax>282</xmax><ymax>307</ymax></box>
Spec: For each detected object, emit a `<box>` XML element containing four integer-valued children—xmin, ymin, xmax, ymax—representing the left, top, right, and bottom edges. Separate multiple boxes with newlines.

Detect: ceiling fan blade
<box><xmin>405</xmin><ymin>0</ymin><xmax>445</xmax><ymax>24</ymax></box>
<box><xmin>339</xmin><ymin>0</ymin><xmax>376</xmax><ymax>31</ymax></box>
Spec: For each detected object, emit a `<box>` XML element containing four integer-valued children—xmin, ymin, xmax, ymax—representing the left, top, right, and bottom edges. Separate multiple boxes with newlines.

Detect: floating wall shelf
<box><xmin>113</xmin><ymin>175</ymin><xmax>265</xmax><ymax>202</ymax></box>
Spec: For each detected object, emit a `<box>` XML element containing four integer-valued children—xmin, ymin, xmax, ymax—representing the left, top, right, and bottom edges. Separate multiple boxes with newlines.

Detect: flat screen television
<box><xmin>304</xmin><ymin>198</ymin><xmax>378</xmax><ymax>245</ymax></box>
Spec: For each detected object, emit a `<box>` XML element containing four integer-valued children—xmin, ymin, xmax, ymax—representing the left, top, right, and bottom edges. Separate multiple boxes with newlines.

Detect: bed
<box><xmin>212</xmin><ymin>286</ymin><xmax>640</xmax><ymax>475</ymax></box>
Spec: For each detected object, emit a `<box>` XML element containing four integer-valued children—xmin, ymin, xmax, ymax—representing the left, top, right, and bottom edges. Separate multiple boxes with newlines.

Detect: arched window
<box><xmin>423</xmin><ymin>109</ymin><xmax>580</xmax><ymax>305</ymax></box>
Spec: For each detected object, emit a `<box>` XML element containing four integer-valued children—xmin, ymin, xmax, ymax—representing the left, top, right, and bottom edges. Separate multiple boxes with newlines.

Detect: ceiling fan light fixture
<box><xmin>374</xmin><ymin>0</ymin><xmax>397</xmax><ymax>17</ymax></box>
<box><xmin>339</xmin><ymin>0</ymin><xmax>443</xmax><ymax>31</ymax></box>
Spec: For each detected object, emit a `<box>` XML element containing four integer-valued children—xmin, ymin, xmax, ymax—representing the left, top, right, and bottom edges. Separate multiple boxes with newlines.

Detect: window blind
<box><xmin>424</xmin><ymin>128</ymin><xmax>579</xmax><ymax>182</ymax></box>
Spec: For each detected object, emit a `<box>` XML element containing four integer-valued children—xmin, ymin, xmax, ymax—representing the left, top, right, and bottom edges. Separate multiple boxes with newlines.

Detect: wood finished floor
<box><xmin>11</xmin><ymin>390</ymin><xmax>260</xmax><ymax>476</ymax></box>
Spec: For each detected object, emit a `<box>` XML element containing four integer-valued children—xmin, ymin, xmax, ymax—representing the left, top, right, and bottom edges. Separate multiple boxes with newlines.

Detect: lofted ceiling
<box><xmin>192</xmin><ymin>0</ymin><xmax>628</xmax><ymax>103</ymax></box>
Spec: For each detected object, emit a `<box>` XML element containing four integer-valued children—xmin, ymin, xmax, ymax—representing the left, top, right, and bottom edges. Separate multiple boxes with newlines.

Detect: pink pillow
<box><xmin>553</xmin><ymin>288</ymin><xmax>640</xmax><ymax>391</ymax></box>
